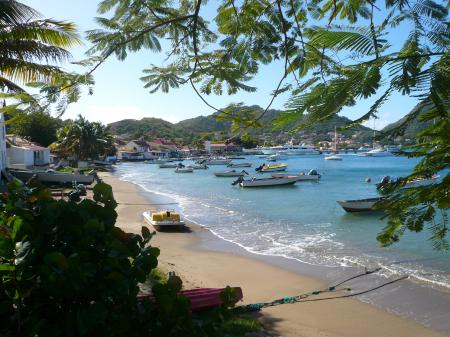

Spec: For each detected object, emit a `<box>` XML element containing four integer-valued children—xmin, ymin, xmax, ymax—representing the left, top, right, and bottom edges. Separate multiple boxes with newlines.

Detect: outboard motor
<box><xmin>231</xmin><ymin>176</ymin><xmax>244</xmax><ymax>186</ymax></box>
<box><xmin>242</xmin><ymin>170</ymin><xmax>249</xmax><ymax>175</ymax></box>
<box><xmin>255</xmin><ymin>164</ymin><xmax>265</xmax><ymax>172</ymax></box>
<box><xmin>308</xmin><ymin>169</ymin><xmax>321</xmax><ymax>179</ymax></box>
<box><xmin>377</xmin><ymin>175</ymin><xmax>391</xmax><ymax>190</ymax></box>
<box><xmin>76</xmin><ymin>184</ymin><xmax>87</xmax><ymax>196</ymax></box>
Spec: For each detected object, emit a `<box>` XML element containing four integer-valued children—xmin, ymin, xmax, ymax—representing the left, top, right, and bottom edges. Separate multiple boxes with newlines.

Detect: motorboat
<box><xmin>255</xmin><ymin>163</ymin><xmax>288</xmax><ymax>172</ymax></box>
<box><xmin>377</xmin><ymin>175</ymin><xmax>439</xmax><ymax>190</ymax></box>
<box><xmin>325</xmin><ymin>154</ymin><xmax>343</xmax><ymax>161</ymax></box>
<box><xmin>9</xmin><ymin>169</ymin><xmax>95</xmax><ymax>185</ymax></box>
<box><xmin>143</xmin><ymin>210</ymin><xmax>186</xmax><ymax>231</ymax></box>
<box><xmin>362</xmin><ymin>148</ymin><xmax>393</xmax><ymax>157</ymax></box>
<box><xmin>227</xmin><ymin>162</ymin><xmax>252</xmax><ymax>168</ymax></box>
<box><xmin>337</xmin><ymin>197</ymin><xmax>385</xmax><ymax>212</ymax></box>
<box><xmin>260</xmin><ymin>142</ymin><xmax>320</xmax><ymax>156</ymax></box>
<box><xmin>175</xmin><ymin>167</ymin><xmax>194</xmax><ymax>173</ymax></box>
<box><xmin>189</xmin><ymin>164</ymin><xmax>209</xmax><ymax>169</ymax></box>
<box><xmin>232</xmin><ymin>176</ymin><xmax>298</xmax><ymax>187</ymax></box>
<box><xmin>272</xmin><ymin>169</ymin><xmax>321</xmax><ymax>181</ymax></box>
<box><xmin>214</xmin><ymin>170</ymin><xmax>249</xmax><ymax>177</ymax></box>
<box><xmin>159</xmin><ymin>163</ymin><xmax>178</xmax><ymax>168</ymax></box>
<box><xmin>197</xmin><ymin>158</ymin><xmax>232</xmax><ymax>165</ymax></box>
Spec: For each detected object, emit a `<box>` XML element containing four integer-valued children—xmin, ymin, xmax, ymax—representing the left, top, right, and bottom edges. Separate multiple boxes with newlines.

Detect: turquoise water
<box><xmin>117</xmin><ymin>155</ymin><xmax>450</xmax><ymax>291</ymax></box>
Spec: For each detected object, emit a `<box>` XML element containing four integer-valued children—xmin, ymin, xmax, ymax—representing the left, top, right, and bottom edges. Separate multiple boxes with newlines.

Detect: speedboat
<box><xmin>232</xmin><ymin>176</ymin><xmax>298</xmax><ymax>187</ymax></box>
<box><xmin>159</xmin><ymin>163</ymin><xmax>178</xmax><ymax>168</ymax></box>
<box><xmin>255</xmin><ymin>163</ymin><xmax>288</xmax><ymax>172</ymax></box>
<box><xmin>272</xmin><ymin>169</ymin><xmax>321</xmax><ymax>181</ymax></box>
<box><xmin>325</xmin><ymin>154</ymin><xmax>343</xmax><ymax>161</ymax></box>
<box><xmin>143</xmin><ymin>210</ymin><xmax>186</xmax><ymax>231</ymax></box>
<box><xmin>175</xmin><ymin>167</ymin><xmax>194</xmax><ymax>173</ymax></box>
<box><xmin>227</xmin><ymin>162</ymin><xmax>252</xmax><ymax>168</ymax></box>
<box><xmin>362</xmin><ymin>148</ymin><xmax>392</xmax><ymax>157</ymax></box>
<box><xmin>214</xmin><ymin>170</ymin><xmax>249</xmax><ymax>177</ymax></box>
<box><xmin>337</xmin><ymin>197</ymin><xmax>385</xmax><ymax>212</ymax></box>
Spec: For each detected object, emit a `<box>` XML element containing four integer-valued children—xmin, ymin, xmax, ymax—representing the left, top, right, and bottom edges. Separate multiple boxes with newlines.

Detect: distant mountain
<box><xmin>108</xmin><ymin>105</ymin><xmax>373</xmax><ymax>145</ymax></box>
<box><xmin>381</xmin><ymin>107</ymin><xmax>431</xmax><ymax>144</ymax></box>
<box><xmin>108</xmin><ymin>117</ymin><xmax>194</xmax><ymax>143</ymax></box>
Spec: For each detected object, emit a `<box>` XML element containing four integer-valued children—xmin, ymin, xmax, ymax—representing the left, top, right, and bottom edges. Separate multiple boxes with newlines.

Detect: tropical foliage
<box><xmin>51</xmin><ymin>115</ymin><xmax>115</xmax><ymax>160</ymax></box>
<box><xmin>6</xmin><ymin>110</ymin><xmax>65</xmax><ymax>146</ymax></box>
<box><xmin>0</xmin><ymin>0</ymin><xmax>92</xmax><ymax>116</ymax></box>
<box><xmin>87</xmin><ymin>0</ymin><xmax>449</xmax><ymax>249</ymax></box>
<box><xmin>0</xmin><ymin>181</ymin><xmax>258</xmax><ymax>337</ymax></box>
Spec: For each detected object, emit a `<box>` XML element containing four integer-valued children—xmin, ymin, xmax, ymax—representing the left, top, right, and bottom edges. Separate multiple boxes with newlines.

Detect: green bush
<box><xmin>0</xmin><ymin>181</ymin><xmax>258</xmax><ymax>337</ymax></box>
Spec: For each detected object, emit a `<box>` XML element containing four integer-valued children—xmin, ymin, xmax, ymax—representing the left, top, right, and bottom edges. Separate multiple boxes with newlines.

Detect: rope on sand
<box><xmin>234</xmin><ymin>268</ymin><xmax>409</xmax><ymax>312</ymax></box>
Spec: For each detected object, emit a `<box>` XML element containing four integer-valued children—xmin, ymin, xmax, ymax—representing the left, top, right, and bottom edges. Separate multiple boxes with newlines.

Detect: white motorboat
<box><xmin>272</xmin><ymin>169</ymin><xmax>321</xmax><ymax>181</ymax></box>
<box><xmin>325</xmin><ymin>154</ymin><xmax>343</xmax><ymax>161</ymax></box>
<box><xmin>337</xmin><ymin>197</ymin><xmax>384</xmax><ymax>212</ymax></box>
<box><xmin>143</xmin><ymin>210</ymin><xmax>186</xmax><ymax>231</ymax></box>
<box><xmin>159</xmin><ymin>163</ymin><xmax>178</xmax><ymax>168</ymax></box>
<box><xmin>227</xmin><ymin>162</ymin><xmax>252</xmax><ymax>168</ymax></box>
<box><xmin>232</xmin><ymin>176</ymin><xmax>298</xmax><ymax>187</ymax></box>
<box><xmin>362</xmin><ymin>148</ymin><xmax>393</xmax><ymax>157</ymax></box>
<box><xmin>214</xmin><ymin>170</ymin><xmax>249</xmax><ymax>177</ymax></box>
<box><xmin>197</xmin><ymin>159</ymin><xmax>232</xmax><ymax>165</ymax></box>
<box><xmin>175</xmin><ymin>167</ymin><xmax>194</xmax><ymax>173</ymax></box>
<box><xmin>189</xmin><ymin>164</ymin><xmax>209</xmax><ymax>169</ymax></box>
<box><xmin>259</xmin><ymin>141</ymin><xmax>320</xmax><ymax>156</ymax></box>
<box><xmin>9</xmin><ymin>169</ymin><xmax>95</xmax><ymax>185</ymax></box>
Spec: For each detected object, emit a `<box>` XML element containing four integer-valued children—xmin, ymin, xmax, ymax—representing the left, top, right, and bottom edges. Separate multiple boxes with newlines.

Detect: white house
<box><xmin>6</xmin><ymin>135</ymin><xmax>50</xmax><ymax>169</ymax></box>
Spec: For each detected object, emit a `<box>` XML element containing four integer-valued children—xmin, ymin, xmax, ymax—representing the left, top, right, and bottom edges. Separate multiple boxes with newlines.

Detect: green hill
<box><xmin>108</xmin><ymin>105</ymin><xmax>373</xmax><ymax>146</ymax></box>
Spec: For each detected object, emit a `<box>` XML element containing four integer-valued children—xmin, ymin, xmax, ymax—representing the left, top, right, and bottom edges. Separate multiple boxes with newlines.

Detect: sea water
<box><xmin>117</xmin><ymin>155</ymin><xmax>450</xmax><ymax>293</ymax></box>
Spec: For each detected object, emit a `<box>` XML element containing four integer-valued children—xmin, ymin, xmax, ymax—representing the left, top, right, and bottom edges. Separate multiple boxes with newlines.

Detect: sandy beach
<box><xmin>101</xmin><ymin>172</ymin><xmax>449</xmax><ymax>337</ymax></box>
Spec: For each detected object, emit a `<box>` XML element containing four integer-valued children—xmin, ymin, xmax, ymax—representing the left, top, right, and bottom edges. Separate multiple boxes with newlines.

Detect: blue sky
<box><xmin>24</xmin><ymin>0</ymin><xmax>420</xmax><ymax>129</ymax></box>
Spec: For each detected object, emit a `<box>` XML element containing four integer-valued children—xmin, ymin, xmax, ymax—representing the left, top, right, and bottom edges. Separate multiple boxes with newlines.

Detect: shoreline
<box><xmin>101</xmin><ymin>171</ymin><xmax>450</xmax><ymax>337</ymax></box>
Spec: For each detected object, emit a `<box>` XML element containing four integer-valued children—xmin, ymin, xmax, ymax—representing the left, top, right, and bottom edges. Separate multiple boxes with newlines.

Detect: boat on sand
<box><xmin>9</xmin><ymin>169</ymin><xmax>95</xmax><ymax>185</ymax></box>
<box><xmin>143</xmin><ymin>210</ymin><xmax>186</xmax><ymax>231</ymax></box>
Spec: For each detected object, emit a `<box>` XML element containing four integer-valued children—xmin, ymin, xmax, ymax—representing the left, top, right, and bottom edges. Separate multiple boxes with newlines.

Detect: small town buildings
<box><xmin>204</xmin><ymin>141</ymin><xmax>242</xmax><ymax>154</ymax></box>
<box><xmin>6</xmin><ymin>135</ymin><xmax>50</xmax><ymax>169</ymax></box>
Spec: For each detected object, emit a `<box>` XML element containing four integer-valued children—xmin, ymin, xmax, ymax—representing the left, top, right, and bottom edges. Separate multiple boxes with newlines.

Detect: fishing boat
<box><xmin>142</xmin><ymin>210</ymin><xmax>186</xmax><ymax>231</ymax></box>
<box><xmin>272</xmin><ymin>169</ymin><xmax>321</xmax><ymax>181</ymax></box>
<box><xmin>159</xmin><ymin>163</ymin><xmax>178</xmax><ymax>168</ymax></box>
<box><xmin>255</xmin><ymin>163</ymin><xmax>288</xmax><ymax>172</ymax></box>
<box><xmin>227</xmin><ymin>162</ymin><xmax>252</xmax><ymax>168</ymax></box>
<box><xmin>337</xmin><ymin>197</ymin><xmax>384</xmax><ymax>212</ymax></box>
<box><xmin>232</xmin><ymin>176</ymin><xmax>298</xmax><ymax>187</ymax></box>
<box><xmin>9</xmin><ymin>169</ymin><xmax>95</xmax><ymax>185</ymax></box>
<box><xmin>214</xmin><ymin>170</ymin><xmax>249</xmax><ymax>177</ymax></box>
<box><xmin>325</xmin><ymin>127</ymin><xmax>343</xmax><ymax>161</ymax></box>
<box><xmin>175</xmin><ymin>167</ymin><xmax>194</xmax><ymax>173</ymax></box>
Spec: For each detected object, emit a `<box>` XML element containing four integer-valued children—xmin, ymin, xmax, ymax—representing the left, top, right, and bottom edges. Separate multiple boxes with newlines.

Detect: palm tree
<box><xmin>51</xmin><ymin>115</ymin><xmax>115</xmax><ymax>162</ymax></box>
<box><xmin>0</xmin><ymin>0</ymin><xmax>80</xmax><ymax>92</ymax></box>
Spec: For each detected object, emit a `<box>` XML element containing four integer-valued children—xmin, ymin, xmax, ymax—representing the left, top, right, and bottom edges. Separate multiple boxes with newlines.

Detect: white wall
<box><xmin>0</xmin><ymin>113</ymin><xmax>6</xmax><ymax>171</ymax></box>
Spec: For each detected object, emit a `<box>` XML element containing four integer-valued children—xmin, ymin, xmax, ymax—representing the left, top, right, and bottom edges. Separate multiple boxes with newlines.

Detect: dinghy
<box><xmin>227</xmin><ymin>162</ymin><xmax>252</xmax><ymax>168</ymax></box>
<box><xmin>175</xmin><ymin>167</ymin><xmax>194</xmax><ymax>173</ymax></box>
<box><xmin>232</xmin><ymin>176</ymin><xmax>298</xmax><ymax>187</ymax></box>
<box><xmin>337</xmin><ymin>197</ymin><xmax>384</xmax><ymax>212</ymax></box>
<box><xmin>159</xmin><ymin>163</ymin><xmax>178</xmax><ymax>168</ymax></box>
<box><xmin>143</xmin><ymin>210</ymin><xmax>186</xmax><ymax>231</ymax></box>
<box><xmin>214</xmin><ymin>170</ymin><xmax>249</xmax><ymax>177</ymax></box>
<box><xmin>255</xmin><ymin>163</ymin><xmax>288</xmax><ymax>172</ymax></box>
<box><xmin>272</xmin><ymin>169</ymin><xmax>321</xmax><ymax>181</ymax></box>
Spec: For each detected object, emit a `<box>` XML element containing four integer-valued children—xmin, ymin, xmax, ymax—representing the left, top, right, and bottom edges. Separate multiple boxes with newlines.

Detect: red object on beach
<box><xmin>138</xmin><ymin>287</ymin><xmax>243</xmax><ymax>311</ymax></box>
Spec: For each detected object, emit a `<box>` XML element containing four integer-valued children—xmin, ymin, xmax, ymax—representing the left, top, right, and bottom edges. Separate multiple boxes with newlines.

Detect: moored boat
<box><xmin>325</xmin><ymin>154</ymin><xmax>343</xmax><ymax>161</ymax></box>
<box><xmin>255</xmin><ymin>163</ymin><xmax>288</xmax><ymax>172</ymax></box>
<box><xmin>197</xmin><ymin>158</ymin><xmax>232</xmax><ymax>165</ymax></box>
<box><xmin>175</xmin><ymin>167</ymin><xmax>194</xmax><ymax>173</ymax></box>
<box><xmin>362</xmin><ymin>148</ymin><xmax>393</xmax><ymax>157</ymax></box>
<box><xmin>272</xmin><ymin>169</ymin><xmax>321</xmax><ymax>181</ymax></box>
<box><xmin>232</xmin><ymin>176</ymin><xmax>298</xmax><ymax>187</ymax></box>
<box><xmin>227</xmin><ymin>162</ymin><xmax>252</xmax><ymax>168</ymax></box>
<box><xmin>337</xmin><ymin>197</ymin><xmax>384</xmax><ymax>212</ymax></box>
<box><xmin>214</xmin><ymin>170</ymin><xmax>249</xmax><ymax>177</ymax></box>
<box><xmin>189</xmin><ymin>164</ymin><xmax>209</xmax><ymax>169</ymax></box>
<box><xmin>143</xmin><ymin>210</ymin><xmax>186</xmax><ymax>231</ymax></box>
<box><xmin>9</xmin><ymin>169</ymin><xmax>95</xmax><ymax>185</ymax></box>
<box><xmin>159</xmin><ymin>163</ymin><xmax>178</xmax><ymax>168</ymax></box>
